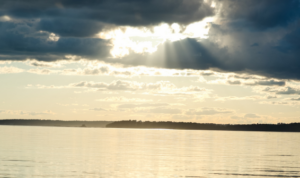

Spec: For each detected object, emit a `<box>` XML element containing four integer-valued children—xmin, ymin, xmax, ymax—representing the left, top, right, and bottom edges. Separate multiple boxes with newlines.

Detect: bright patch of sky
<box><xmin>98</xmin><ymin>17</ymin><xmax>214</xmax><ymax>57</ymax></box>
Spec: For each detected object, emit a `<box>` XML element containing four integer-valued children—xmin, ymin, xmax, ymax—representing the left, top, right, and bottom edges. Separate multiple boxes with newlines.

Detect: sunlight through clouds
<box><xmin>98</xmin><ymin>17</ymin><xmax>215</xmax><ymax>57</ymax></box>
<box><xmin>1</xmin><ymin>0</ymin><xmax>300</xmax><ymax>124</ymax></box>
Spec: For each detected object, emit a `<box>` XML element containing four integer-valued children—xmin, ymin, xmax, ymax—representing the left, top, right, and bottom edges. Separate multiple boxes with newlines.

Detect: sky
<box><xmin>1</xmin><ymin>0</ymin><xmax>300</xmax><ymax>124</ymax></box>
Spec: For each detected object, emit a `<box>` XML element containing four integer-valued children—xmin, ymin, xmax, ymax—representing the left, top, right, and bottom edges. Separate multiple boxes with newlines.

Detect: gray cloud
<box><xmin>219</xmin><ymin>0</ymin><xmax>299</xmax><ymax>30</ymax></box>
<box><xmin>244</xmin><ymin>80</ymin><xmax>286</xmax><ymax>86</ymax></box>
<box><xmin>244</xmin><ymin>113</ymin><xmax>260</xmax><ymax>119</ymax></box>
<box><xmin>90</xmin><ymin>108</ymin><xmax>106</xmax><ymax>111</ymax></box>
<box><xmin>1</xmin><ymin>0</ymin><xmax>214</xmax><ymax>29</ymax></box>
<box><xmin>0</xmin><ymin>0</ymin><xmax>214</xmax><ymax>61</ymax></box>
<box><xmin>276</xmin><ymin>87</ymin><xmax>300</xmax><ymax>95</ymax></box>
<box><xmin>261</xmin><ymin>86</ymin><xmax>300</xmax><ymax>95</ymax></box>
<box><xmin>232</xmin><ymin>113</ymin><xmax>260</xmax><ymax>120</ymax></box>
<box><xmin>223</xmin><ymin>79</ymin><xmax>286</xmax><ymax>86</ymax></box>
<box><xmin>38</xmin><ymin>18</ymin><xmax>106</xmax><ymax>37</ymax></box>
<box><xmin>123</xmin><ymin>25</ymin><xmax>300</xmax><ymax>80</ymax></box>
<box><xmin>118</xmin><ymin>0</ymin><xmax>300</xmax><ymax>80</ymax></box>
<box><xmin>143</xmin><ymin>107</ymin><xmax>181</xmax><ymax>114</ymax></box>
<box><xmin>118</xmin><ymin>103</ymin><xmax>168</xmax><ymax>109</ymax></box>
<box><xmin>186</xmin><ymin>108</ymin><xmax>233</xmax><ymax>116</ymax></box>
<box><xmin>1</xmin><ymin>0</ymin><xmax>300</xmax><ymax>81</ymax></box>
<box><xmin>0</xmin><ymin>21</ymin><xmax>111</xmax><ymax>61</ymax></box>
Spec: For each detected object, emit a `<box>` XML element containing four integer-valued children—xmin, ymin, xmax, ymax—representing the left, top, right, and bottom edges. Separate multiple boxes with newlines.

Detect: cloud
<box><xmin>27</xmin><ymin>68</ymin><xmax>58</xmax><ymax>75</ymax></box>
<box><xmin>219</xmin><ymin>0</ymin><xmax>299</xmax><ymax>30</ymax></box>
<box><xmin>33</xmin><ymin>80</ymin><xmax>211</xmax><ymax>97</ymax></box>
<box><xmin>64</xmin><ymin>65</ymin><xmax>221</xmax><ymax>78</ymax></box>
<box><xmin>1</xmin><ymin>0</ymin><xmax>300</xmax><ymax>82</ymax></box>
<box><xmin>0</xmin><ymin>66</ymin><xmax>24</xmax><ymax>74</ymax></box>
<box><xmin>231</xmin><ymin>113</ymin><xmax>260</xmax><ymax>120</ymax></box>
<box><xmin>262</xmin><ymin>86</ymin><xmax>300</xmax><ymax>95</ymax></box>
<box><xmin>38</xmin><ymin>18</ymin><xmax>106</xmax><ymax>38</ymax></box>
<box><xmin>0</xmin><ymin>21</ymin><xmax>111</xmax><ymax>61</ymax></box>
<box><xmin>90</xmin><ymin>108</ymin><xmax>106</xmax><ymax>111</ymax></box>
<box><xmin>244</xmin><ymin>113</ymin><xmax>260</xmax><ymax>119</ymax></box>
<box><xmin>1</xmin><ymin>110</ymin><xmax>55</xmax><ymax>116</ymax></box>
<box><xmin>97</xmin><ymin>97</ymin><xmax>152</xmax><ymax>103</ymax></box>
<box><xmin>70</xmin><ymin>80</ymin><xmax>177</xmax><ymax>91</ymax></box>
<box><xmin>141</xmin><ymin>107</ymin><xmax>182</xmax><ymax>114</ymax></box>
<box><xmin>27</xmin><ymin>60</ymin><xmax>62</xmax><ymax>68</ymax></box>
<box><xmin>118</xmin><ymin>103</ymin><xmax>168</xmax><ymax>109</ymax></box>
<box><xmin>215</xmin><ymin>95</ymin><xmax>264</xmax><ymax>101</ymax></box>
<box><xmin>209</xmin><ymin>78</ymin><xmax>286</xmax><ymax>87</ymax></box>
<box><xmin>243</xmin><ymin>80</ymin><xmax>286</xmax><ymax>86</ymax></box>
<box><xmin>118</xmin><ymin>34</ymin><xmax>300</xmax><ymax>80</ymax></box>
<box><xmin>114</xmin><ymin>102</ymin><xmax>182</xmax><ymax>114</ymax></box>
<box><xmin>186</xmin><ymin>107</ymin><xmax>233</xmax><ymax>116</ymax></box>
<box><xmin>275</xmin><ymin>87</ymin><xmax>300</xmax><ymax>95</ymax></box>
<box><xmin>260</xmin><ymin>101</ymin><xmax>300</xmax><ymax>106</ymax></box>
<box><xmin>1</xmin><ymin>0</ymin><xmax>214</xmax><ymax>27</ymax></box>
<box><xmin>0</xmin><ymin>61</ymin><xmax>11</xmax><ymax>64</ymax></box>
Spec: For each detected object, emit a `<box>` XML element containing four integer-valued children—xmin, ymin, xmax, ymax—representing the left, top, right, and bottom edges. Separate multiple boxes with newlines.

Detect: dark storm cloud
<box><xmin>1</xmin><ymin>0</ymin><xmax>300</xmax><ymax>81</ymax></box>
<box><xmin>118</xmin><ymin>0</ymin><xmax>300</xmax><ymax>80</ymax></box>
<box><xmin>121</xmin><ymin>29</ymin><xmax>300</xmax><ymax>80</ymax></box>
<box><xmin>0</xmin><ymin>21</ymin><xmax>111</xmax><ymax>61</ymax></box>
<box><xmin>38</xmin><ymin>18</ymin><xmax>106</xmax><ymax>37</ymax></box>
<box><xmin>219</xmin><ymin>0</ymin><xmax>300</xmax><ymax>30</ymax></box>
<box><xmin>1</xmin><ymin>0</ymin><xmax>214</xmax><ymax>28</ymax></box>
<box><xmin>0</xmin><ymin>0</ymin><xmax>214</xmax><ymax>60</ymax></box>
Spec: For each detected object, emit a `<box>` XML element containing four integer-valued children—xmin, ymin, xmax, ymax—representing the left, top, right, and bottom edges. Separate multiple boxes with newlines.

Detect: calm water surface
<box><xmin>0</xmin><ymin>126</ymin><xmax>299</xmax><ymax>178</ymax></box>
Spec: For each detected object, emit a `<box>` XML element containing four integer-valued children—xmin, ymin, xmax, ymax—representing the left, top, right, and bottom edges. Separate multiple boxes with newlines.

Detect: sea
<box><xmin>0</xmin><ymin>125</ymin><xmax>299</xmax><ymax>178</ymax></box>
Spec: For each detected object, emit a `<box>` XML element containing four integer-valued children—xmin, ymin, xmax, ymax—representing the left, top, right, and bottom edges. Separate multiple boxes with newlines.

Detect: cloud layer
<box><xmin>1</xmin><ymin>0</ymin><xmax>300</xmax><ymax>81</ymax></box>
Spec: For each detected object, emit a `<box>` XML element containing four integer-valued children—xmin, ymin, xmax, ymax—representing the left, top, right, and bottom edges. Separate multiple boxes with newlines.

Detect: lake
<box><xmin>0</xmin><ymin>126</ymin><xmax>299</xmax><ymax>178</ymax></box>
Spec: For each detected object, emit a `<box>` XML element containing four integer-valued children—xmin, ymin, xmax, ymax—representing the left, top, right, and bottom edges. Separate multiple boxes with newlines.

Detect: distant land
<box><xmin>2</xmin><ymin>119</ymin><xmax>300</xmax><ymax>132</ymax></box>
<box><xmin>106</xmin><ymin>120</ymin><xmax>300</xmax><ymax>132</ymax></box>
<box><xmin>0</xmin><ymin>119</ymin><xmax>112</xmax><ymax>128</ymax></box>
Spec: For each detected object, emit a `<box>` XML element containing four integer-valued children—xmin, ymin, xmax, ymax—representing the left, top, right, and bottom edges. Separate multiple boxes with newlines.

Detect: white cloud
<box><xmin>1</xmin><ymin>110</ymin><xmax>55</xmax><ymax>116</ymax></box>
<box><xmin>31</xmin><ymin>80</ymin><xmax>211</xmax><ymax>95</ymax></box>
<box><xmin>0</xmin><ymin>66</ymin><xmax>24</xmax><ymax>74</ymax></box>
<box><xmin>27</xmin><ymin>68</ymin><xmax>59</xmax><ymax>75</ymax></box>
<box><xmin>215</xmin><ymin>95</ymin><xmax>264</xmax><ymax>101</ymax></box>
<box><xmin>260</xmin><ymin>101</ymin><xmax>300</xmax><ymax>106</ymax></box>
<box><xmin>0</xmin><ymin>61</ymin><xmax>12</xmax><ymax>65</ymax></box>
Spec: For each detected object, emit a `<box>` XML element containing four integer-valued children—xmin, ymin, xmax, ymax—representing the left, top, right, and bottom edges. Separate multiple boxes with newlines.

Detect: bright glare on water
<box><xmin>0</xmin><ymin>126</ymin><xmax>299</xmax><ymax>178</ymax></box>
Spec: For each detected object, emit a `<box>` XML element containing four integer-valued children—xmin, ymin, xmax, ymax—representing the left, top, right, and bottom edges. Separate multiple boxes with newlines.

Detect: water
<box><xmin>0</xmin><ymin>126</ymin><xmax>299</xmax><ymax>178</ymax></box>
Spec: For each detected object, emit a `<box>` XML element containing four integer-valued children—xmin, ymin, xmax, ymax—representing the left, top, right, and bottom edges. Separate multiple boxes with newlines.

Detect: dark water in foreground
<box><xmin>0</xmin><ymin>126</ymin><xmax>299</xmax><ymax>178</ymax></box>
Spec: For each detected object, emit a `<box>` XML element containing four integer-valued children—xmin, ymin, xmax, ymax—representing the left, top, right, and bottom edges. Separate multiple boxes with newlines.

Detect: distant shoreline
<box><xmin>0</xmin><ymin>119</ymin><xmax>112</xmax><ymax>128</ymax></box>
<box><xmin>106</xmin><ymin>120</ymin><xmax>300</xmax><ymax>132</ymax></box>
<box><xmin>2</xmin><ymin>119</ymin><xmax>300</xmax><ymax>132</ymax></box>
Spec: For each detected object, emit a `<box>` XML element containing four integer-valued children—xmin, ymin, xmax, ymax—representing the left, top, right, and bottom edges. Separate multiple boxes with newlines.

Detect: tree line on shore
<box><xmin>106</xmin><ymin>120</ymin><xmax>300</xmax><ymax>132</ymax></box>
<box><xmin>0</xmin><ymin>119</ymin><xmax>111</xmax><ymax>127</ymax></box>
